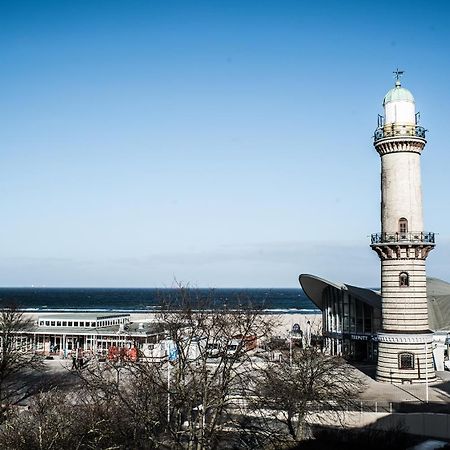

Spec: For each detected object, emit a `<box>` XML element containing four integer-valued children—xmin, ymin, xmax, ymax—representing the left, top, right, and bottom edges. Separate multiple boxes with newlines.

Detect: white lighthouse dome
<box><xmin>383</xmin><ymin>80</ymin><xmax>416</xmax><ymax>125</ymax></box>
<box><xmin>383</xmin><ymin>80</ymin><xmax>415</xmax><ymax>106</ymax></box>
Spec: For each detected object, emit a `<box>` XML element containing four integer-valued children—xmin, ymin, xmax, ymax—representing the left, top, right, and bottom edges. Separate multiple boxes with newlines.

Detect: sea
<box><xmin>0</xmin><ymin>288</ymin><xmax>318</xmax><ymax>314</ymax></box>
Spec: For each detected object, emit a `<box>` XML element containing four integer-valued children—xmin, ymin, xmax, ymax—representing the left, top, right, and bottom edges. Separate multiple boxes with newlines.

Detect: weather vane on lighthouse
<box><xmin>393</xmin><ymin>68</ymin><xmax>404</xmax><ymax>84</ymax></box>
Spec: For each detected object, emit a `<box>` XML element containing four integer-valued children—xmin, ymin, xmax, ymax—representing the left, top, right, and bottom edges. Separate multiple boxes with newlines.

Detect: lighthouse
<box><xmin>371</xmin><ymin>71</ymin><xmax>436</xmax><ymax>384</ymax></box>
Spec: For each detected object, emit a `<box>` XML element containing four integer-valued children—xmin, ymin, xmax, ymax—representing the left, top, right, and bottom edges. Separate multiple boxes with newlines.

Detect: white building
<box><xmin>20</xmin><ymin>312</ymin><xmax>165</xmax><ymax>359</ymax></box>
<box><xmin>299</xmin><ymin>73</ymin><xmax>448</xmax><ymax>384</ymax></box>
<box><xmin>370</xmin><ymin>73</ymin><xmax>435</xmax><ymax>383</ymax></box>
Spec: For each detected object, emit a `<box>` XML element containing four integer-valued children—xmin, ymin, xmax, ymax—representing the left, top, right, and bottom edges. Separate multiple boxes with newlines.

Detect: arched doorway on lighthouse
<box><xmin>399</xmin><ymin>217</ymin><xmax>408</xmax><ymax>238</ymax></box>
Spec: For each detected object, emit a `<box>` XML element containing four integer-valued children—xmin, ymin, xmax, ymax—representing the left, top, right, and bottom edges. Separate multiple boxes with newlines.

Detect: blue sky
<box><xmin>1</xmin><ymin>0</ymin><xmax>449</xmax><ymax>287</ymax></box>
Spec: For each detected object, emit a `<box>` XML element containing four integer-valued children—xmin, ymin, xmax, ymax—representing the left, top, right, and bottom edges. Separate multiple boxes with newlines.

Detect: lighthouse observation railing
<box><xmin>374</xmin><ymin>124</ymin><xmax>426</xmax><ymax>142</ymax></box>
<box><xmin>371</xmin><ymin>232</ymin><xmax>435</xmax><ymax>245</ymax></box>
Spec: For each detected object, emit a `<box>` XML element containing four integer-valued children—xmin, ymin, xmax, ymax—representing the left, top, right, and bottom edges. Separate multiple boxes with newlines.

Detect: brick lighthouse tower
<box><xmin>371</xmin><ymin>71</ymin><xmax>436</xmax><ymax>383</ymax></box>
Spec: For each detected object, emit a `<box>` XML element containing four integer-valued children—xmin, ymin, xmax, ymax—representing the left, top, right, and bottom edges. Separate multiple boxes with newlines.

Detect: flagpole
<box><xmin>167</xmin><ymin>356</ymin><xmax>171</xmax><ymax>423</ymax></box>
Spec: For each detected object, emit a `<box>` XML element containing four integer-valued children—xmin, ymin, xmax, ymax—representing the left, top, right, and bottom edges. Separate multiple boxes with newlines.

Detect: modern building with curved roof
<box><xmin>299</xmin><ymin>274</ymin><xmax>450</xmax><ymax>368</ymax></box>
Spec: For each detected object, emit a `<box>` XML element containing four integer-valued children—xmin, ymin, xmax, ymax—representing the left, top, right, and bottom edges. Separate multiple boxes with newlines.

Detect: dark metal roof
<box><xmin>345</xmin><ymin>283</ymin><xmax>381</xmax><ymax>309</ymax></box>
<box><xmin>427</xmin><ymin>278</ymin><xmax>450</xmax><ymax>331</ymax></box>
<box><xmin>298</xmin><ymin>274</ymin><xmax>346</xmax><ymax>311</ymax></box>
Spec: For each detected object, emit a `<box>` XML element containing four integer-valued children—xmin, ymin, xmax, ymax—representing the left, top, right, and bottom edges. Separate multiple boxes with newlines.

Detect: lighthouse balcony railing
<box><xmin>370</xmin><ymin>232</ymin><xmax>435</xmax><ymax>245</ymax></box>
<box><xmin>374</xmin><ymin>124</ymin><xmax>426</xmax><ymax>142</ymax></box>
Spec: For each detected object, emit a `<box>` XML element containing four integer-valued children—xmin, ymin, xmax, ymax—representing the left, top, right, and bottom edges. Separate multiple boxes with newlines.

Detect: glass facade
<box><xmin>322</xmin><ymin>285</ymin><xmax>380</xmax><ymax>361</ymax></box>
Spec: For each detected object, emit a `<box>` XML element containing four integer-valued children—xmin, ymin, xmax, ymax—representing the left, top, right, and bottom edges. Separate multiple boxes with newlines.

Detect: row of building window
<box><xmin>39</xmin><ymin>320</ymin><xmax>97</xmax><ymax>328</ymax></box>
<box><xmin>396</xmin><ymin>217</ymin><xmax>417</xmax><ymax>370</ymax></box>
<box><xmin>38</xmin><ymin>318</ymin><xmax>125</xmax><ymax>328</ymax></box>
<box><xmin>397</xmin><ymin>217</ymin><xmax>411</xmax><ymax>287</ymax></box>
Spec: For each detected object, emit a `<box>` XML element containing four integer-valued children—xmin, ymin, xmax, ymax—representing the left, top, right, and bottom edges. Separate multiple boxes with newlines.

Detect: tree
<box><xmin>73</xmin><ymin>357</ymin><xmax>169</xmax><ymax>448</ymax></box>
<box><xmin>0</xmin><ymin>386</ymin><xmax>139</xmax><ymax>450</ymax></box>
<box><xmin>56</xmin><ymin>287</ymin><xmax>278</xmax><ymax>449</ymax></box>
<box><xmin>0</xmin><ymin>296</ymin><xmax>366</xmax><ymax>450</ymax></box>
<box><xmin>0</xmin><ymin>306</ymin><xmax>43</xmax><ymax>418</ymax></box>
<box><xmin>155</xmin><ymin>286</ymin><xmax>277</xmax><ymax>449</ymax></box>
<box><xmin>250</xmin><ymin>346</ymin><xmax>365</xmax><ymax>446</ymax></box>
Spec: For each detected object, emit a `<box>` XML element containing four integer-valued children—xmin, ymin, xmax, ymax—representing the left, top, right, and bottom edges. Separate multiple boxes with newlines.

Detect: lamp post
<box><xmin>425</xmin><ymin>342</ymin><xmax>429</xmax><ymax>403</ymax></box>
<box><xmin>167</xmin><ymin>357</ymin><xmax>171</xmax><ymax>423</ymax></box>
<box><xmin>166</xmin><ymin>339</ymin><xmax>178</xmax><ymax>424</ymax></box>
<box><xmin>289</xmin><ymin>332</ymin><xmax>293</xmax><ymax>367</ymax></box>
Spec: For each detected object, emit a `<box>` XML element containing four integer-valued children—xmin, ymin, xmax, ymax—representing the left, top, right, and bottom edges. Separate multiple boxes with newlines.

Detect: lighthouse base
<box><xmin>376</xmin><ymin>332</ymin><xmax>436</xmax><ymax>384</ymax></box>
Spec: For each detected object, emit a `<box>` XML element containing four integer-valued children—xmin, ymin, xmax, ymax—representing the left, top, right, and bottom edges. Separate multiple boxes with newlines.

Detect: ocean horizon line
<box><xmin>18</xmin><ymin>307</ymin><xmax>320</xmax><ymax>313</ymax></box>
<box><xmin>0</xmin><ymin>287</ymin><xmax>318</xmax><ymax>313</ymax></box>
<box><xmin>0</xmin><ymin>286</ymin><xmax>303</xmax><ymax>290</ymax></box>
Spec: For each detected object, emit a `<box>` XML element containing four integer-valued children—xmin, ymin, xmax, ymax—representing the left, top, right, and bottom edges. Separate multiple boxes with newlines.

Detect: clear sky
<box><xmin>1</xmin><ymin>0</ymin><xmax>450</xmax><ymax>287</ymax></box>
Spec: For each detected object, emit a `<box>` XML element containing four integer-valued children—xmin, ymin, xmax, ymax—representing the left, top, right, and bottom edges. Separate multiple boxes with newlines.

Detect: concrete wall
<box><xmin>381</xmin><ymin>258</ymin><xmax>428</xmax><ymax>331</ymax></box>
<box><xmin>381</xmin><ymin>151</ymin><xmax>423</xmax><ymax>234</ymax></box>
<box><xmin>376</xmin><ymin>340</ymin><xmax>435</xmax><ymax>383</ymax></box>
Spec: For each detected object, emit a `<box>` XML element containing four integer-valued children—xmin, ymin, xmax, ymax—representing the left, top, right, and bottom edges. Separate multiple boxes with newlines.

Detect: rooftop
<box><xmin>37</xmin><ymin>312</ymin><xmax>130</xmax><ymax>320</ymax></box>
<box><xmin>30</xmin><ymin>321</ymin><xmax>165</xmax><ymax>336</ymax></box>
<box><xmin>383</xmin><ymin>80</ymin><xmax>415</xmax><ymax>105</ymax></box>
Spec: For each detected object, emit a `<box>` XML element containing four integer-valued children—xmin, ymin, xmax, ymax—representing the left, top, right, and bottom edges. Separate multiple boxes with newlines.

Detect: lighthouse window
<box><xmin>398</xmin><ymin>352</ymin><xmax>414</xmax><ymax>370</ymax></box>
<box><xmin>399</xmin><ymin>272</ymin><xmax>409</xmax><ymax>287</ymax></box>
<box><xmin>399</xmin><ymin>218</ymin><xmax>408</xmax><ymax>235</ymax></box>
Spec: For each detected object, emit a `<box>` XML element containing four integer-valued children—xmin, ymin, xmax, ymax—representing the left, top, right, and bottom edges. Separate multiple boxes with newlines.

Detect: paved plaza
<box><xmin>355</xmin><ymin>365</ymin><xmax>450</xmax><ymax>405</ymax></box>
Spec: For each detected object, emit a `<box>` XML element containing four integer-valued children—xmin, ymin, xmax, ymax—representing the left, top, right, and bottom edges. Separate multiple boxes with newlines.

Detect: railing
<box><xmin>309</xmin><ymin>400</ymin><xmax>450</xmax><ymax>414</ymax></box>
<box><xmin>371</xmin><ymin>232</ymin><xmax>435</xmax><ymax>245</ymax></box>
<box><xmin>374</xmin><ymin>124</ymin><xmax>426</xmax><ymax>142</ymax></box>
